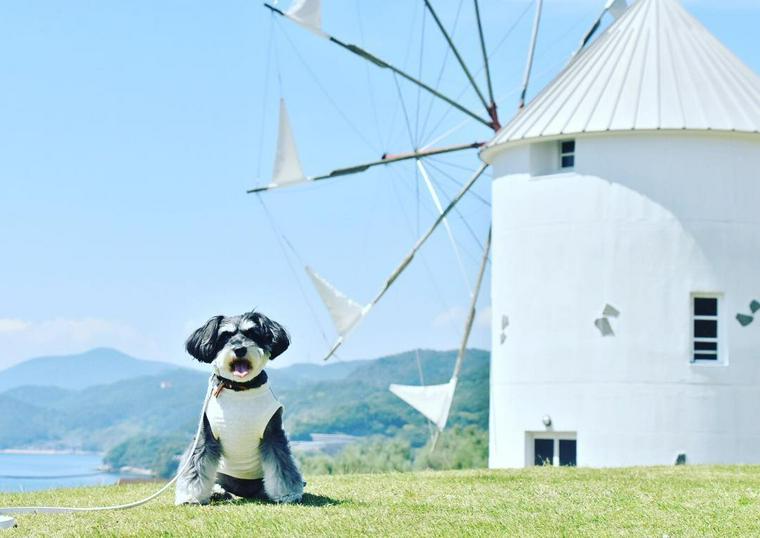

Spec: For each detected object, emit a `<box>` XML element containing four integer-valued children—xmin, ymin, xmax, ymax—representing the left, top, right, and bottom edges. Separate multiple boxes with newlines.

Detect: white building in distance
<box><xmin>483</xmin><ymin>0</ymin><xmax>760</xmax><ymax>468</ymax></box>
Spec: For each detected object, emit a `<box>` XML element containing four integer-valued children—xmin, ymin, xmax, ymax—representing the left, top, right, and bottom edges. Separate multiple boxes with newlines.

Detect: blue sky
<box><xmin>0</xmin><ymin>0</ymin><xmax>758</xmax><ymax>369</ymax></box>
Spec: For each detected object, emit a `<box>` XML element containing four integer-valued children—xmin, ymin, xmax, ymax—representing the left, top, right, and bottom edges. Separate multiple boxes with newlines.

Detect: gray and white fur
<box><xmin>175</xmin><ymin>310</ymin><xmax>304</xmax><ymax>505</ymax></box>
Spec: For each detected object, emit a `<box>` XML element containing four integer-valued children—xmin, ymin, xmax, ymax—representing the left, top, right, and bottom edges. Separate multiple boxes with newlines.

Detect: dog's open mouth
<box><xmin>230</xmin><ymin>358</ymin><xmax>252</xmax><ymax>378</ymax></box>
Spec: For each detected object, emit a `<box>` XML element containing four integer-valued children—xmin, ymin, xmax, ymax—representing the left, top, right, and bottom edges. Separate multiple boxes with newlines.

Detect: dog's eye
<box><xmin>218</xmin><ymin>332</ymin><xmax>233</xmax><ymax>344</ymax></box>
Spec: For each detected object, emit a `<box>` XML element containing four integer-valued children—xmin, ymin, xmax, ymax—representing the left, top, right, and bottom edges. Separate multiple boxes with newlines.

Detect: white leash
<box><xmin>0</xmin><ymin>374</ymin><xmax>215</xmax><ymax>525</ymax></box>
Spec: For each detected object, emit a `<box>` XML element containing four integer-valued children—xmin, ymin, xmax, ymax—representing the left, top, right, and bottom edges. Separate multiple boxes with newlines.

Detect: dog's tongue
<box><xmin>232</xmin><ymin>360</ymin><xmax>250</xmax><ymax>377</ymax></box>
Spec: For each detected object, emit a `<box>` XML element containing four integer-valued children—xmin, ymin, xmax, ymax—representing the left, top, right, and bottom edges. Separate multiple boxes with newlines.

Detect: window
<box><xmin>559</xmin><ymin>139</ymin><xmax>575</xmax><ymax>169</ymax></box>
<box><xmin>559</xmin><ymin>440</ymin><xmax>577</xmax><ymax>466</ymax></box>
<box><xmin>529</xmin><ymin>433</ymin><xmax>577</xmax><ymax>466</ymax></box>
<box><xmin>534</xmin><ymin>439</ymin><xmax>554</xmax><ymax>466</ymax></box>
<box><xmin>692</xmin><ymin>295</ymin><xmax>720</xmax><ymax>362</ymax></box>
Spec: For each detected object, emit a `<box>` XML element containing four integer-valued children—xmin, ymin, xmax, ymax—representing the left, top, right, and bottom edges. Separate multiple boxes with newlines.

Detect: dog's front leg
<box><xmin>175</xmin><ymin>415</ymin><xmax>222</xmax><ymax>505</ymax></box>
<box><xmin>260</xmin><ymin>408</ymin><xmax>304</xmax><ymax>503</ymax></box>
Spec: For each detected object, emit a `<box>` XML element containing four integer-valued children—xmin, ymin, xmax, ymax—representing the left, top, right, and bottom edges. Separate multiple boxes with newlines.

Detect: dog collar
<box><xmin>213</xmin><ymin>370</ymin><xmax>268</xmax><ymax>397</ymax></box>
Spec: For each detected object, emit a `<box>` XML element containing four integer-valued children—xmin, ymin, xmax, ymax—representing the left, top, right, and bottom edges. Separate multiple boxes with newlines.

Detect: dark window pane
<box><xmin>694</xmin><ymin>341</ymin><xmax>718</xmax><ymax>351</ymax></box>
<box><xmin>561</xmin><ymin>140</ymin><xmax>575</xmax><ymax>153</ymax></box>
<box><xmin>534</xmin><ymin>439</ymin><xmax>554</xmax><ymax>466</ymax></box>
<box><xmin>559</xmin><ymin>440</ymin><xmax>577</xmax><ymax>466</ymax></box>
<box><xmin>694</xmin><ymin>319</ymin><xmax>717</xmax><ymax>338</ymax></box>
<box><xmin>694</xmin><ymin>353</ymin><xmax>718</xmax><ymax>361</ymax></box>
<box><xmin>694</xmin><ymin>297</ymin><xmax>718</xmax><ymax>316</ymax></box>
<box><xmin>561</xmin><ymin>155</ymin><xmax>575</xmax><ymax>168</ymax></box>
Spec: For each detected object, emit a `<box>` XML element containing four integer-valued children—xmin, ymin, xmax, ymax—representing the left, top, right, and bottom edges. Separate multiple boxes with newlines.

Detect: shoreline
<box><xmin>0</xmin><ymin>449</ymin><xmax>101</xmax><ymax>456</ymax></box>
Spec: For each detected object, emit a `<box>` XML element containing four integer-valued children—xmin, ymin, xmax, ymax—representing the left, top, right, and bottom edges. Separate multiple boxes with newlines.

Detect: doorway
<box><xmin>528</xmin><ymin>433</ymin><xmax>577</xmax><ymax>466</ymax></box>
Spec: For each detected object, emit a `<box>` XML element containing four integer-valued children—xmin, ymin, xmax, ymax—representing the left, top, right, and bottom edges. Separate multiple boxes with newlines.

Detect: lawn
<box><xmin>1</xmin><ymin>466</ymin><xmax>758</xmax><ymax>536</ymax></box>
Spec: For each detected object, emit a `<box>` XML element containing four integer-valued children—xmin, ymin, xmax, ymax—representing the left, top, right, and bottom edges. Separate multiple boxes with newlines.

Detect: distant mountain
<box><xmin>0</xmin><ymin>348</ymin><xmax>179</xmax><ymax>392</ymax></box>
<box><xmin>267</xmin><ymin>360</ymin><xmax>362</xmax><ymax>389</ymax></box>
<box><xmin>0</xmin><ymin>369</ymin><xmax>208</xmax><ymax>451</ymax></box>
<box><xmin>0</xmin><ymin>348</ymin><xmax>489</xmax><ymax>453</ymax></box>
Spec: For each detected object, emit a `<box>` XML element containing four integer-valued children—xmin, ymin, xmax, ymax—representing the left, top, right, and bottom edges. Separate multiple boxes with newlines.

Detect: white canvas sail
<box><xmin>286</xmin><ymin>0</ymin><xmax>325</xmax><ymax>37</ymax></box>
<box><xmin>306</xmin><ymin>266</ymin><xmax>366</xmax><ymax>336</ymax></box>
<box><xmin>389</xmin><ymin>377</ymin><xmax>457</xmax><ymax>431</ymax></box>
<box><xmin>272</xmin><ymin>98</ymin><xmax>307</xmax><ymax>187</ymax></box>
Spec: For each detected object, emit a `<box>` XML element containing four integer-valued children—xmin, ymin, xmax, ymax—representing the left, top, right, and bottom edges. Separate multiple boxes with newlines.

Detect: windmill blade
<box><xmin>318</xmin><ymin>163</ymin><xmax>489</xmax><ymax>361</ymax></box>
<box><xmin>263</xmin><ymin>2</ymin><xmax>493</xmax><ymax>129</ymax></box>
<box><xmin>306</xmin><ymin>266</ymin><xmax>368</xmax><ymax>336</ymax></box>
<box><xmin>451</xmin><ymin>227</ymin><xmax>491</xmax><ymax>381</ymax></box>
<box><xmin>285</xmin><ymin>0</ymin><xmax>325</xmax><ymax>37</ymax></box>
<box><xmin>572</xmin><ymin>0</ymin><xmax>628</xmax><ymax>58</ymax></box>
<box><xmin>248</xmin><ymin>142</ymin><xmax>482</xmax><ymax>194</ymax></box>
<box><xmin>473</xmin><ymin>0</ymin><xmax>499</xmax><ymax>129</ymax></box>
<box><xmin>269</xmin><ymin>98</ymin><xmax>308</xmax><ymax>190</ymax></box>
<box><xmin>519</xmin><ymin>0</ymin><xmax>544</xmax><ymax>109</ymax></box>
<box><xmin>403</xmin><ymin>228</ymin><xmax>491</xmax><ymax>448</ymax></box>
<box><xmin>417</xmin><ymin>160</ymin><xmax>471</xmax><ymax>294</ymax></box>
<box><xmin>423</xmin><ymin>0</ymin><xmax>489</xmax><ymax>113</ymax></box>
<box><xmin>389</xmin><ymin>378</ymin><xmax>457</xmax><ymax>431</ymax></box>
<box><xmin>605</xmin><ymin>0</ymin><xmax>628</xmax><ymax>20</ymax></box>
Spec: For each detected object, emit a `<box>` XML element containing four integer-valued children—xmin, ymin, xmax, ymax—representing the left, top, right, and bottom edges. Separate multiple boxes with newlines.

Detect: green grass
<box><xmin>2</xmin><ymin>466</ymin><xmax>759</xmax><ymax>536</ymax></box>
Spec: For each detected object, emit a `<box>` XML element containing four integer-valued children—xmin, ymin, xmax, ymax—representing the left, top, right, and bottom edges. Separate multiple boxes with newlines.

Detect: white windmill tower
<box><xmin>483</xmin><ymin>0</ymin><xmax>760</xmax><ymax>468</ymax></box>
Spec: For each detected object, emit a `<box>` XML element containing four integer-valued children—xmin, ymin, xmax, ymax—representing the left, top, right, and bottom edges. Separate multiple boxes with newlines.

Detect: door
<box><xmin>530</xmin><ymin>434</ymin><xmax>577</xmax><ymax>466</ymax></box>
<box><xmin>534</xmin><ymin>439</ymin><xmax>554</xmax><ymax>465</ymax></box>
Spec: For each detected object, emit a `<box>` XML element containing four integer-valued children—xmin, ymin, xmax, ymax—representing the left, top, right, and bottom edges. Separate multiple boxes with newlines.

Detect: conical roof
<box><xmin>484</xmin><ymin>0</ymin><xmax>760</xmax><ymax>156</ymax></box>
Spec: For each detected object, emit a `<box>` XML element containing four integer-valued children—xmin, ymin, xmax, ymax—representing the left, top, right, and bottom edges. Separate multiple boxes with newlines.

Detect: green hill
<box><xmin>0</xmin><ymin>396</ymin><xmax>64</xmax><ymax>448</ymax></box>
<box><xmin>282</xmin><ymin>349</ymin><xmax>489</xmax><ymax>440</ymax></box>
<box><xmin>0</xmin><ymin>349</ymin><xmax>489</xmax><ymax>460</ymax></box>
<box><xmin>0</xmin><ymin>369</ymin><xmax>207</xmax><ymax>451</ymax></box>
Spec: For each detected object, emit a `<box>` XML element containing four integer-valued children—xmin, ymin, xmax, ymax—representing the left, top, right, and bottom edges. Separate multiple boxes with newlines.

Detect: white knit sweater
<box><xmin>205</xmin><ymin>384</ymin><xmax>283</xmax><ymax>480</ymax></box>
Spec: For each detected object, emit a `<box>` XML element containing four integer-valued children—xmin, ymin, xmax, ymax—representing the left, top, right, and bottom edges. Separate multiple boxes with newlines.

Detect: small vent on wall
<box><xmin>594</xmin><ymin>304</ymin><xmax>619</xmax><ymax>337</ymax></box>
<box><xmin>736</xmin><ymin>299</ymin><xmax>759</xmax><ymax>327</ymax></box>
<box><xmin>500</xmin><ymin>315</ymin><xmax>509</xmax><ymax>344</ymax></box>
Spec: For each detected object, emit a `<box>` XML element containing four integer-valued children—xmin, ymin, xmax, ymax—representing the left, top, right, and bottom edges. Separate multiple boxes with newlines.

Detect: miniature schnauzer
<box><xmin>175</xmin><ymin>310</ymin><xmax>304</xmax><ymax>505</ymax></box>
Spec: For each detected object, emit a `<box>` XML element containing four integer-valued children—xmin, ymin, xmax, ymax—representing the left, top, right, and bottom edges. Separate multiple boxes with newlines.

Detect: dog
<box><xmin>175</xmin><ymin>310</ymin><xmax>304</xmax><ymax>505</ymax></box>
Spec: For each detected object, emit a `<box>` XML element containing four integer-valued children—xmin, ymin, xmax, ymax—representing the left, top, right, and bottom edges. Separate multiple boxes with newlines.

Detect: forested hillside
<box><xmin>0</xmin><ymin>348</ymin><xmax>489</xmax><ymax>475</ymax></box>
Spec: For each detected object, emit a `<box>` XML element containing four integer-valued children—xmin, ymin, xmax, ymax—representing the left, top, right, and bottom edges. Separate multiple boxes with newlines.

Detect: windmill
<box><xmin>248</xmin><ymin>0</ymin><xmax>624</xmax><ymax>446</ymax></box>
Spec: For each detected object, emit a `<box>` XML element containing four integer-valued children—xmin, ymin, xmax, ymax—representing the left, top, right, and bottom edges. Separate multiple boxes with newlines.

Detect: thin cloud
<box><xmin>0</xmin><ymin>319</ymin><xmax>30</xmax><ymax>333</ymax></box>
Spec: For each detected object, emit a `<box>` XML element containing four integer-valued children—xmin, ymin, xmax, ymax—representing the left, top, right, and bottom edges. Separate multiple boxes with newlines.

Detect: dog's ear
<box><xmin>186</xmin><ymin>315</ymin><xmax>224</xmax><ymax>363</ymax></box>
<box><xmin>246</xmin><ymin>311</ymin><xmax>290</xmax><ymax>360</ymax></box>
<box><xmin>266</xmin><ymin>317</ymin><xmax>290</xmax><ymax>360</ymax></box>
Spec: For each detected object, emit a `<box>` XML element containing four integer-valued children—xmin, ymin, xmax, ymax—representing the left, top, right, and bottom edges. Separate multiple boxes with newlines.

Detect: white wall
<box><xmin>488</xmin><ymin>132</ymin><xmax>760</xmax><ymax>468</ymax></box>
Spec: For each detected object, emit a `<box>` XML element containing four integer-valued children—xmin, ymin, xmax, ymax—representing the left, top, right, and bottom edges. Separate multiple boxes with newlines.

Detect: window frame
<box><xmin>526</xmin><ymin>432</ymin><xmax>577</xmax><ymax>467</ymax></box>
<box><xmin>559</xmin><ymin>139</ymin><xmax>576</xmax><ymax>170</ymax></box>
<box><xmin>690</xmin><ymin>293</ymin><xmax>726</xmax><ymax>365</ymax></box>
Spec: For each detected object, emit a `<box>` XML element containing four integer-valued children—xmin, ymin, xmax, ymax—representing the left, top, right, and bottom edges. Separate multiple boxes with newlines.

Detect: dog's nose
<box><xmin>233</xmin><ymin>346</ymin><xmax>247</xmax><ymax>358</ymax></box>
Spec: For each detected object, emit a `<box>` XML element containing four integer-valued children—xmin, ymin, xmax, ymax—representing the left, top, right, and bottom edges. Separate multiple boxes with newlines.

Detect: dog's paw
<box><xmin>272</xmin><ymin>479</ymin><xmax>304</xmax><ymax>504</ymax></box>
<box><xmin>271</xmin><ymin>491</ymin><xmax>303</xmax><ymax>504</ymax></box>
<box><xmin>264</xmin><ymin>476</ymin><xmax>304</xmax><ymax>504</ymax></box>
<box><xmin>175</xmin><ymin>495</ymin><xmax>210</xmax><ymax>506</ymax></box>
<box><xmin>209</xmin><ymin>484</ymin><xmax>234</xmax><ymax>503</ymax></box>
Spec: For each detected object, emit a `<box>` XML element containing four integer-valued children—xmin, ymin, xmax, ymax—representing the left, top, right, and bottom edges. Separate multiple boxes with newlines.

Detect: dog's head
<box><xmin>185</xmin><ymin>310</ymin><xmax>290</xmax><ymax>382</ymax></box>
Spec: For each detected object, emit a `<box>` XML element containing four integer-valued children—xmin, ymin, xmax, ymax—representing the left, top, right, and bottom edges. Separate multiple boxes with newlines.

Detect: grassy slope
<box><xmin>2</xmin><ymin>466</ymin><xmax>759</xmax><ymax>536</ymax></box>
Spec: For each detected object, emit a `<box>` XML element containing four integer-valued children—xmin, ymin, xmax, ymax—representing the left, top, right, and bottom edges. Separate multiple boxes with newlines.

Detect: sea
<box><xmin>0</xmin><ymin>452</ymin><xmax>122</xmax><ymax>493</ymax></box>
